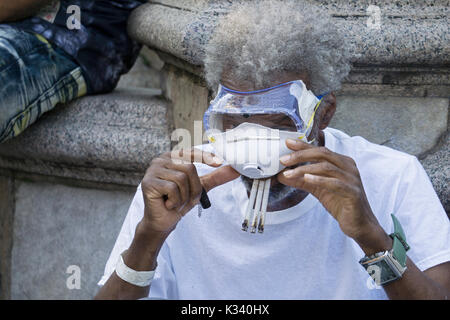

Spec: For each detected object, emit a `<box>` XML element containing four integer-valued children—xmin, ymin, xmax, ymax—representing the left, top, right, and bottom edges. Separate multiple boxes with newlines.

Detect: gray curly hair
<box><xmin>204</xmin><ymin>0</ymin><xmax>352</xmax><ymax>94</ymax></box>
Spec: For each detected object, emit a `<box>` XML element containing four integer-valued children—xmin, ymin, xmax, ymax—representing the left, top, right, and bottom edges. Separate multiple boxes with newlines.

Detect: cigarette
<box><xmin>242</xmin><ymin>179</ymin><xmax>259</xmax><ymax>231</ymax></box>
<box><xmin>258</xmin><ymin>178</ymin><xmax>271</xmax><ymax>233</ymax></box>
<box><xmin>250</xmin><ymin>179</ymin><xmax>265</xmax><ymax>233</ymax></box>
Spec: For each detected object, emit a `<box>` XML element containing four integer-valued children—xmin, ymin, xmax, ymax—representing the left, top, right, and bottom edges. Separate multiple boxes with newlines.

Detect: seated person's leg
<box><xmin>0</xmin><ymin>24</ymin><xmax>87</xmax><ymax>143</ymax></box>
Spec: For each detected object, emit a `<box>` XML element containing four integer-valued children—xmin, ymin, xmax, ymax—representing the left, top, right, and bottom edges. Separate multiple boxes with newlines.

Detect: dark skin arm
<box><xmin>278</xmin><ymin>138</ymin><xmax>450</xmax><ymax>299</ymax></box>
<box><xmin>0</xmin><ymin>0</ymin><xmax>51</xmax><ymax>22</ymax></box>
<box><xmin>94</xmin><ymin>149</ymin><xmax>239</xmax><ymax>300</ymax></box>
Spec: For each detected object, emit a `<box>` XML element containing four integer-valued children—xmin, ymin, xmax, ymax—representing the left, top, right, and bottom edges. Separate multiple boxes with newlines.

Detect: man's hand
<box><xmin>95</xmin><ymin>149</ymin><xmax>239</xmax><ymax>299</ymax></box>
<box><xmin>278</xmin><ymin>138</ymin><xmax>390</xmax><ymax>254</ymax></box>
<box><xmin>141</xmin><ymin>149</ymin><xmax>239</xmax><ymax>235</ymax></box>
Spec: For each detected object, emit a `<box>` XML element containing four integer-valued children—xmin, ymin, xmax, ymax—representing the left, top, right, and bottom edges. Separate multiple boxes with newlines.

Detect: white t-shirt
<box><xmin>98</xmin><ymin>128</ymin><xmax>450</xmax><ymax>299</ymax></box>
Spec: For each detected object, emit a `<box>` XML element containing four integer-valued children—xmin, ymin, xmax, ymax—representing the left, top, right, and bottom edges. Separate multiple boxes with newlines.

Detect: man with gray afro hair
<box><xmin>204</xmin><ymin>0</ymin><xmax>352</xmax><ymax>94</ymax></box>
<box><xmin>97</xmin><ymin>0</ymin><xmax>450</xmax><ymax>301</ymax></box>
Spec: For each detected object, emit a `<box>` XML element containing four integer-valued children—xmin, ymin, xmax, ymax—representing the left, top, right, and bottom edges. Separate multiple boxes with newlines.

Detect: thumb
<box><xmin>200</xmin><ymin>165</ymin><xmax>240</xmax><ymax>192</ymax></box>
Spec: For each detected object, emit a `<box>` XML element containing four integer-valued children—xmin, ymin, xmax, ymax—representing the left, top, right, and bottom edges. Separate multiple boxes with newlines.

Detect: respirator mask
<box><xmin>203</xmin><ymin>80</ymin><xmax>324</xmax><ymax>179</ymax></box>
<box><xmin>202</xmin><ymin>80</ymin><xmax>324</xmax><ymax>233</ymax></box>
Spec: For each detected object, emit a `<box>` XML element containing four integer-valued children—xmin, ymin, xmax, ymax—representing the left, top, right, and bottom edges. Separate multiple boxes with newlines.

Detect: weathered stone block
<box><xmin>0</xmin><ymin>174</ymin><xmax>14</xmax><ymax>299</ymax></box>
<box><xmin>0</xmin><ymin>88</ymin><xmax>172</xmax><ymax>185</ymax></box>
<box><xmin>330</xmin><ymin>96</ymin><xmax>448</xmax><ymax>156</ymax></box>
<box><xmin>129</xmin><ymin>1</ymin><xmax>449</xmax><ymax>68</ymax></box>
<box><xmin>10</xmin><ymin>181</ymin><xmax>134</xmax><ymax>299</ymax></box>
<box><xmin>117</xmin><ymin>55</ymin><xmax>161</xmax><ymax>90</ymax></box>
<box><xmin>421</xmin><ymin>134</ymin><xmax>450</xmax><ymax>215</ymax></box>
<box><xmin>162</xmin><ymin>64</ymin><xmax>209</xmax><ymax>141</ymax></box>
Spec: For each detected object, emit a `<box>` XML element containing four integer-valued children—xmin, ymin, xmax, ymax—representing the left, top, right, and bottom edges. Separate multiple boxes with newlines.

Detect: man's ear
<box><xmin>318</xmin><ymin>92</ymin><xmax>336</xmax><ymax>130</ymax></box>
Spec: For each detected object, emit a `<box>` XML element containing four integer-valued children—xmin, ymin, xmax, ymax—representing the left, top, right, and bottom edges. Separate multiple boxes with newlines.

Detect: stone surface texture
<box><xmin>0</xmin><ymin>175</ymin><xmax>14</xmax><ymax>299</ymax></box>
<box><xmin>0</xmin><ymin>88</ymin><xmax>171</xmax><ymax>186</ymax></box>
<box><xmin>11</xmin><ymin>181</ymin><xmax>134</xmax><ymax>299</ymax></box>
<box><xmin>330</xmin><ymin>96</ymin><xmax>448</xmax><ymax>156</ymax></box>
<box><xmin>421</xmin><ymin>133</ymin><xmax>450</xmax><ymax>215</ymax></box>
<box><xmin>129</xmin><ymin>1</ymin><xmax>449</xmax><ymax>68</ymax></box>
<box><xmin>162</xmin><ymin>64</ymin><xmax>210</xmax><ymax>139</ymax></box>
<box><xmin>117</xmin><ymin>55</ymin><xmax>161</xmax><ymax>90</ymax></box>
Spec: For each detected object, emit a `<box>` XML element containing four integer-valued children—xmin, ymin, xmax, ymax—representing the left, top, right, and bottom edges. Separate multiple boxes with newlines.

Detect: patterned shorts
<box><xmin>0</xmin><ymin>24</ymin><xmax>87</xmax><ymax>143</ymax></box>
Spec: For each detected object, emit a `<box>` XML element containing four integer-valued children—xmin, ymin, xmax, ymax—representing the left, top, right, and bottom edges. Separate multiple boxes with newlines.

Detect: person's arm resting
<box><xmin>0</xmin><ymin>0</ymin><xmax>51</xmax><ymax>22</ymax></box>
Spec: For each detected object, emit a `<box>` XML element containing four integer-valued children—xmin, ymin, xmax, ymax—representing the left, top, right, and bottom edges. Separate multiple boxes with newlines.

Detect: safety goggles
<box><xmin>203</xmin><ymin>80</ymin><xmax>325</xmax><ymax>140</ymax></box>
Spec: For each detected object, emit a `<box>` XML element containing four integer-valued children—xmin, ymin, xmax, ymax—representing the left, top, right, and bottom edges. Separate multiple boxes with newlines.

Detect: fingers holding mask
<box><xmin>279</xmin><ymin>161</ymin><xmax>358</xmax><ymax>185</ymax></box>
<box><xmin>278</xmin><ymin>168</ymin><xmax>355</xmax><ymax>198</ymax></box>
<box><xmin>201</xmin><ymin>165</ymin><xmax>240</xmax><ymax>192</ymax></box>
<box><xmin>169</xmin><ymin>148</ymin><xmax>223</xmax><ymax>167</ymax></box>
<box><xmin>278</xmin><ymin>139</ymin><xmax>361</xmax><ymax>196</ymax></box>
<box><xmin>156</xmin><ymin>148</ymin><xmax>239</xmax><ymax>212</ymax></box>
<box><xmin>281</xmin><ymin>139</ymin><xmax>357</xmax><ymax>174</ymax></box>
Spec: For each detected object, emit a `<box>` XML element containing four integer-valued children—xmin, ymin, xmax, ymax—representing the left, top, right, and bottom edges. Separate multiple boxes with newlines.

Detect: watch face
<box><xmin>369</xmin><ymin>260</ymin><xmax>398</xmax><ymax>286</ymax></box>
<box><xmin>362</xmin><ymin>254</ymin><xmax>403</xmax><ymax>286</ymax></box>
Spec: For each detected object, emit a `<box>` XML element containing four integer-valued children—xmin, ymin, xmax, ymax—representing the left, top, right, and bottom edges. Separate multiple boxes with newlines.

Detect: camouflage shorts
<box><xmin>0</xmin><ymin>24</ymin><xmax>87</xmax><ymax>143</ymax></box>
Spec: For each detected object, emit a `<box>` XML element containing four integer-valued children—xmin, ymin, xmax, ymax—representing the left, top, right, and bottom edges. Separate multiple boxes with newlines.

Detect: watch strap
<box><xmin>389</xmin><ymin>214</ymin><xmax>409</xmax><ymax>268</ymax></box>
<box><xmin>359</xmin><ymin>214</ymin><xmax>409</xmax><ymax>285</ymax></box>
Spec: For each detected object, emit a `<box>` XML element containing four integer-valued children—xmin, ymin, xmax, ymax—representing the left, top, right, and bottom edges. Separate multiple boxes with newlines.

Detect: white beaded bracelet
<box><xmin>115</xmin><ymin>253</ymin><xmax>155</xmax><ymax>287</ymax></box>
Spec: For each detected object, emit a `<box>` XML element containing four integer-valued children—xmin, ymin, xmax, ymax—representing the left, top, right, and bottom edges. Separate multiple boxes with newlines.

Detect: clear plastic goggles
<box><xmin>203</xmin><ymin>80</ymin><xmax>324</xmax><ymax>139</ymax></box>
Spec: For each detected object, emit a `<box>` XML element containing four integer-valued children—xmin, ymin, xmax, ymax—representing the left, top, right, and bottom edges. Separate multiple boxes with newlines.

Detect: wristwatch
<box><xmin>359</xmin><ymin>214</ymin><xmax>410</xmax><ymax>286</ymax></box>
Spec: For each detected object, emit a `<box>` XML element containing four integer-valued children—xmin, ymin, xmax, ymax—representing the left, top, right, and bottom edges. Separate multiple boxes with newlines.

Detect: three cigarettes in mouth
<box><xmin>242</xmin><ymin>178</ymin><xmax>271</xmax><ymax>234</ymax></box>
<box><xmin>199</xmin><ymin>179</ymin><xmax>270</xmax><ymax>234</ymax></box>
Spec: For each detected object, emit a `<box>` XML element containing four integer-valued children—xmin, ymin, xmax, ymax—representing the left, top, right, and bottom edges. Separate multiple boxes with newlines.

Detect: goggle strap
<box><xmin>305</xmin><ymin>97</ymin><xmax>323</xmax><ymax>130</ymax></box>
<box><xmin>221</xmin><ymin>82</ymin><xmax>327</xmax><ymax>100</ymax></box>
<box><xmin>221</xmin><ymin>81</ymin><xmax>296</xmax><ymax>94</ymax></box>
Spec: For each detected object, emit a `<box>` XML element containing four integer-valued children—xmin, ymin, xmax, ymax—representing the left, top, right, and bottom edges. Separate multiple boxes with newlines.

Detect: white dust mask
<box><xmin>207</xmin><ymin>122</ymin><xmax>313</xmax><ymax>179</ymax></box>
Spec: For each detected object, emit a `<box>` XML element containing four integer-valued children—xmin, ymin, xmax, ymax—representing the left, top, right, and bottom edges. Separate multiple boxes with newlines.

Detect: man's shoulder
<box><xmin>325</xmin><ymin>127</ymin><xmax>417</xmax><ymax>168</ymax></box>
<box><xmin>324</xmin><ymin>128</ymin><xmax>423</xmax><ymax>189</ymax></box>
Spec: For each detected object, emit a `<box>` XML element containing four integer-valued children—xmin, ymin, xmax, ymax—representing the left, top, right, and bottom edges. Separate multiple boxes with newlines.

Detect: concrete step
<box><xmin>0</xmin><ymin>88</ymin><xmax>172</xmax><ymax>186</ymax></box>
